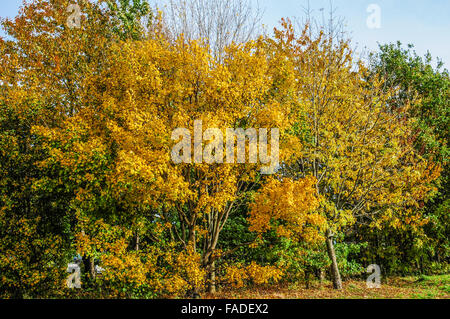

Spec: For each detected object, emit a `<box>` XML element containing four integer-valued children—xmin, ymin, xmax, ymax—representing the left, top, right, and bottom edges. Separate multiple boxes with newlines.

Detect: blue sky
<box><xmin>1</xmin><ymin>0</ymin><xmax>449</xmax><ymax>67</ymax></box>
<box><xmin>260</xmin><ymin>0</ymin><xmax>450</xmax><ymax>67</ymax></box>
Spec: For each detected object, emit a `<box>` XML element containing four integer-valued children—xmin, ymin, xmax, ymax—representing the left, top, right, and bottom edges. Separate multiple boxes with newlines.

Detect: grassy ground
<box><xmin>205</xmin><ymin>274</ymin><xmax>450</xmax><ymax>299</ymax></box>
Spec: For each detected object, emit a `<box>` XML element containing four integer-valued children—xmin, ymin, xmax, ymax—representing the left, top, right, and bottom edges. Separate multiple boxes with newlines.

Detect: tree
<box><xmin>87</xmin><ymin>33</ymin><xmax>318</xmax><ymax>293</ymax></box>
<box><xmin>274</xmin><ymin>20</ymin><xmax>440</xmax><ymax>289</ymax></box>
<box><xmin>365</xmin><ymin>42</ymin><xmax>449</xmax><ymax>274</ymax></box>
<box><xmin>0</xmin><ymin>99</ymin><xmax>72</xmax><ymax>298</ymax></box>
<box><xmin>369</xmin><ymin>42</ymin><xmax>449</xmax><ymax>164</ymax></box>
<box><xmin>0</xmin><ymin>0</ymin><xmax>157</xmax><ymax>295</ymax></box>
<box><xmin>106</xmin><ymin>0</ymin><xmax>153</xmax><ymax>40</ymax></box>
<box><xmin>2</xmin><ymin>0</ymin><xmax>317</xmax><ymax>295</ymax></box>
<box><xmin>162</xmin><ymin>0</ymin><xmax>264</xmax><ymax>58</ymax></box>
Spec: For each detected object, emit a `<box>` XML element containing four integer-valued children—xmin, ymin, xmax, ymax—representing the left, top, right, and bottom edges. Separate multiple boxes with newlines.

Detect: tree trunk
<box><xmin>82</xmin><ymin>255</ymin><xmax>96</xmax><ymax>287</ymax></box>
<box><xmin>325</xmin><ymin>229</ymin><xmax>342</xmax><ymax>290</ymax></box>
<box><xmin>89</xmin><ymin>257</ymin><xmax>96</xmax><ymax>280</ymax></box>
<box><xmin>208</xmin><ymin>261</ymin><xmax>216</xmax><ymax>294</ymax></box>
<box><xmin>135</xmin><ymin>233</ymin><xmax>140</xmax><ymax>251</ymax></box>
<box><xmin>85</xmin><ymin>257</ymin><xmax>96</xmax><ymax>279</ymax></box>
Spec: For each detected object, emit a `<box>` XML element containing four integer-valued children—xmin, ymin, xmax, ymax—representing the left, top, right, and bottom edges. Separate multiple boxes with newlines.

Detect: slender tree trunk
<box><xmin>82</xmin><ymin>255</ymin><xmax>96</xmax><ymax>285</ymax></box>
<box><xmin>89</xmin><ymin>257</ymin><xmax>96</xmax><ymax>280</ymax></box>
<box><xmin>208</xmin><ymin>261</ymin><xmax>216</xmax><ymax>294</ymax></box>
<box><xmin>325</xmin><ymin>229</ymin><xmax>342</xmax><ymax>290</ymax></box>
<box><xmin>135</xmin><ymin>233</ymin><xmax>140</xmax><ymax>251</ymax></box>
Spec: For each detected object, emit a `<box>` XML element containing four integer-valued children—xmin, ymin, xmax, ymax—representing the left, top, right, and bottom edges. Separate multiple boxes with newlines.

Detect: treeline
<box><xmin>0</xmin><ymin>0</ymin><xmax>448</xmax><ymax>298</ymax></box>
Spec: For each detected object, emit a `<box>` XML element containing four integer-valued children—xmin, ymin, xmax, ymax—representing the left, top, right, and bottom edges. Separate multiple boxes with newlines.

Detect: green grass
<box><xmin>414</xmin><ymin>274</ymin><xmax>450</xmax><ymax>294</ymax></box>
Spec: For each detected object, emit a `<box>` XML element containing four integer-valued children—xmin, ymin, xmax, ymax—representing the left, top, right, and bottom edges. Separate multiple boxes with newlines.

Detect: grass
<box><xmin>204</xmin><ymin>274</ymin><xmax>450</xmax><ymax>299</ymax></box>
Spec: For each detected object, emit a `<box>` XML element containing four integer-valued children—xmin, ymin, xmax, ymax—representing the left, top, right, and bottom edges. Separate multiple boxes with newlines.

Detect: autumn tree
<box><xmin>86</xmin><ymin>31</ymin><xmax>320</xmax><ymax>293</ymax></box>
<box><xmin>0</xmin><ymin>0</ymin><xmax>156</xmax><ymax>294</ymax></box>
<box><xmin>0</xmin><ymin>98</ymin><xmax>72</xmax><ymax>298</ymax></box>
<box><xmin>273</xmin><ymin>20</ymin><xmax>440</xmax><ymax>289</ymax></box>
<box><xmin>364</xmin><ymin>42</ymin><xmax>449</xmax><ymax>274</ymax></box>
<box><xmin>0</xmin><ymin>0</ymin><xmax>321</xmax><ymax>297</ymax></box>
<box><xmin>162</xmin><ymin>0</ymin><xmax>264</xmax><ymax>58</ymax></box>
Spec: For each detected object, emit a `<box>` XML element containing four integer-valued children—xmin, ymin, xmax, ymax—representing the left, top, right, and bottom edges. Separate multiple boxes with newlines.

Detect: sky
<box><xmin>260</xmin><ymin>0</ymin><xmax>450</xmax><ymax>68</ymax></box>
<box><xmin>1</xmin><ymin>0</ymin><xmax>449</xmax><ymax>67</ymax></box>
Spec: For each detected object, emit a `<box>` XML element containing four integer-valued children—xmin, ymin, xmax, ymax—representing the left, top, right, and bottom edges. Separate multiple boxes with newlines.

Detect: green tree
<box><xmin>366</xmin><ymin>43</ymin><xmax>450</xmax><ymax>274</ymax></box>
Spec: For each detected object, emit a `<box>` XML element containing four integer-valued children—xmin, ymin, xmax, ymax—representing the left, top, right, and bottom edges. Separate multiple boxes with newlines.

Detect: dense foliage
<box><xmin>0</xmin><ymin>0</ymin><xmax>447</xmax><ymax>298</ymax></box>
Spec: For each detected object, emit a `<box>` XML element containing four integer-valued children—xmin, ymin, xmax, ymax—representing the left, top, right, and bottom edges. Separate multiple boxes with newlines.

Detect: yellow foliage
<box><xmin>222</xmin><ymin>262</ymin><xmax>284</xmax><ymax>288</ymax></box>
<box><xmin>248</xmin><ymin>176</ymin><xmax>324</xmax><ymax>242</ymax></box>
